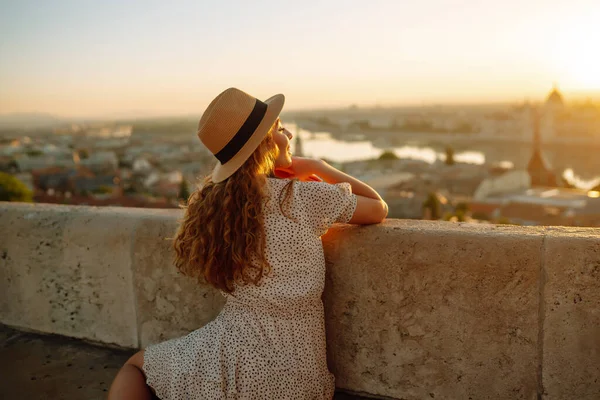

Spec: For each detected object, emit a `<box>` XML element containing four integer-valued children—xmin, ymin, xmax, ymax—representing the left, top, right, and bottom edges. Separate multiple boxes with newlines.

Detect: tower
<box><xmin>527</xmin><ymin>107</ymin><xmax>557</xmax><ymax>187</ymax></box>
<box><xmin>542</xmin><ymin>83</ymin><xmax>565</xmax><ymax>140</ymax></box>
<box><xmin>545</xmin><ymin>83</ymin><xmax>565</xmax><ymax>109</ymax></box>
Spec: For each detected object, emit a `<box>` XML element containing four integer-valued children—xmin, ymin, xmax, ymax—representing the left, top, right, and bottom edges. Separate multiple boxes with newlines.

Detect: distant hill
<box><xmin>0</xmin><ymin>113</ymin><xmax>65</xmax><ymax>130</ymax></box>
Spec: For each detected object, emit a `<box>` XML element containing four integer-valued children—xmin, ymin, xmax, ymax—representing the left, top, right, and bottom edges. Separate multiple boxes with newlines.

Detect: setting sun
<box><xmin>553</xmin><ymin>12</ymin><xmax>600</xmax><ymax>90</ymax></box>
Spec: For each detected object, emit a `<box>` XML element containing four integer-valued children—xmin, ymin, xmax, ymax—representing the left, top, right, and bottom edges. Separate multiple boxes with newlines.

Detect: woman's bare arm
<box><xmin>313</xmin><ymin>160</ymin><xmax>388</xmax><ymax>224</ymax></box>
<box><xmin>313</xmin><ymin>160</ymin><xmax>383</xmax><ymax>201</ymax></box>
<box><xmin>276</xmin><ymin>157</ymin><xmax>388</xmax><ymax>223</ymax></box>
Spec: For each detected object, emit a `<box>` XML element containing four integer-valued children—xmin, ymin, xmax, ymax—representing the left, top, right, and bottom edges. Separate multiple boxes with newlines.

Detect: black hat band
<box><xmin>214</xmin><ymin>99</ymin><xmax>268</xmax><ymax>164</ymax></box>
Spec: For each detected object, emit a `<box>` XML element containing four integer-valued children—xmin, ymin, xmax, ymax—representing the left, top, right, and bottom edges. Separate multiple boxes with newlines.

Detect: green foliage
<box><xmin>7</xmin><ymin>159</ymin><xmax>19</xmax><ymax>172</ymax></box>
<box><xmin>124</xmin><ymin>185</ymin><xmax>138</xmax><ymax>195</ymax></box>
<box><xmin>472</xmin><ymin>211</ymin><xmax>490</xmax><ymax>221</ymax></box>
<box><xmin>445</xmin><ymin>146</ymin><xmax>455</xmax><ymax>165</ymax></box>
<box><xmin>455</xmin><ymin>202</ymin><xmax>469</xmax><ymax>213</ymax></box>
<box><xmin>178</xmin><ymin>180</ymin><xmax>190</xmax><ymax>204</ymax></box>
<box><xmin>118</xmin><ymin>160</ymin><xmax>131</xmax><ymax>168</ymax></box>
<box><xmin>91</xmin><ymin>185</ymin><xmax>113</xmax><ymax>194</ymax></box>
<box><xmin>26</xmin><ymin>150</ymin><xmax>43</xmax><ymax>157</ymax></box>
<box><xmin>0</xmin><ymin>172</ymin><xmax>33</xmax><ymax>202</ymax></box>
<box><xmin>79</xmin><ymin>149</ymin><xmax>89</xmax><ymax>159</ymax></box>
<box><xmin>443</xmin><ymin>209</ymin><xmax>467</xmax><ymax>222</ymax></box>
<box><xmin>378</xmin><ymin>150</ymin><xmax>399</xmax><ymax>161</ymax></box>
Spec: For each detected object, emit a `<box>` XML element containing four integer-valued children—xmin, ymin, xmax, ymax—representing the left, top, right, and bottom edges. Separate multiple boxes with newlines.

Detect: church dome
<box><xmin>545</xmin><ymin>86</ymin><xmax>564</xmax><ymax>107</ymax></box>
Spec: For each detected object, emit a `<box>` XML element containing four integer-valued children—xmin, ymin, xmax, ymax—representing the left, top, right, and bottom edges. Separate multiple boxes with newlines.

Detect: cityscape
<box><xmin>2</xmin><ymin>1</ymin><xmax>599</xmax><ymax>398</ymax></box>
<box><xmin>1</xmin><ymin>85</ymin><xmax>599</xmax><ymax>227</ymax></box>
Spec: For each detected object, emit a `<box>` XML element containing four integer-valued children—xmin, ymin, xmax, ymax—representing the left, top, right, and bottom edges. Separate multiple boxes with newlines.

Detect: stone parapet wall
<box><xmin>1</xmin><ymin>202</ymin><xmax>598</xmax><ymax>399</ymax></box>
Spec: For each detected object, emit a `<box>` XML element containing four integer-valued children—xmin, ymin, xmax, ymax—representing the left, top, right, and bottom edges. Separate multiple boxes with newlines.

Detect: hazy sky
<box><xmin>1</xmin><ymin>0</ymin><xmax>599</xmax><ymax>117</ymax></box>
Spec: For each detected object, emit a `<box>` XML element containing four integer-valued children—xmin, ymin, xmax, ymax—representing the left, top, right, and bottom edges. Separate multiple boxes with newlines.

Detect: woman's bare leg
<box><xmin>107</xmin><ymin>350</ymin><xmax>155</xmax><ymax>400</ymax></box>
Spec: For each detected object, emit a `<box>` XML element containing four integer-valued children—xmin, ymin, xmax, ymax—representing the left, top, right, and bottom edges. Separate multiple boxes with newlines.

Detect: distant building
<box><xmin>32</xmin><ymin>167</ymin><xmax>78</xmax><ymax>194</ymax></box>
<box><xmin>470</xmin><ymin>187</ymin><xmax>600</xmax><ymax>226</ymax></box>
<box><xmin>77</xmin><ymin>151</ymin><xmax>118</xmax><ymax>173</ymax></box>
<box><xmin>15</xmin><ymin>155</ymin><xmax>75</xmax><ymax>172</ymax></box>
<box><xmin>34</xmin><ymin>193</ymin><xmax>178</xmax><ymax>209</ymax></box>
<box><xmin>540</xmin><ymin>85</ymin><xmax>566</xmax><ymax>141</ymax></box>
<box><xmin>528</xmin><ymin>108</ymin><xmax>557</xmax><ymax>187</ymax></box>
<box><xmin>32</xmin><ymin>166</ymin><xmax>120</xmax><ymax>197</ymax></box>
<box><xmin>545</xmin><ymin>85</ymin><xmax>565</xmax><ymax>109</ymax></box>
<box><xmin>294</xmin><ymin>135</ymin><xmax>304</xmax><ymax>157</ymax></box>
<box><xmin>480</xmin><ymin>110</ymin><xmax>529</xmax><ymax>140</ymax></box>
<box><xmin>72</xmin><ymin>174</ymin><xmax>120</xmax><ymax>196</ymax></box>
<box><xmin>473</xmin><ymin>170</ymin><xmax>531</xmax><ymax>200</ymax></box>
<box><xmin>133</xmin><ymin>158</ymin><xmax>153</xmax><ymax>174</ymax></box>
<box><xmin>540</xmin><ymin>84</ymin><xmax>600</xmax><ymax>141</ymax></box>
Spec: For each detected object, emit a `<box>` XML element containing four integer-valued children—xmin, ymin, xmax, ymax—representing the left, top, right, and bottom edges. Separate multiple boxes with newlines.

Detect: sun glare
<box><xmin>553</xmin><ymin>13</ymin><xmax>600</xmax><ymax>90</ymax></box>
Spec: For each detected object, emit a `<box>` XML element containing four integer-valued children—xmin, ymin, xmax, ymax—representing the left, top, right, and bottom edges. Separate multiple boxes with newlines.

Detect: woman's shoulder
<box><xmin>265</xmin><ymin>177</ymin><xmax>293</xmax><ymax>193</ymax></box>
<box><xmin>266</xmin><ymin>177</ymin><xmax>330</xmax><ymax>195</ymax></box>
<box><xmin>267</xmin><ymin>178</ymin><xmax>353</xmax><ymax>208</ymax></box>
<box><xmin>294</xmin><ymin>179</ymin><xmax>352</xmax><ymax>197</ymax></box>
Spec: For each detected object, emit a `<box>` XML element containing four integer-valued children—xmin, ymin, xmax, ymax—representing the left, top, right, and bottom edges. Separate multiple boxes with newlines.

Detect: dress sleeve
<box><xmin>298</xmin><ymin>180</ymin><xmax>358</xmax><ymax>235</ymax></box>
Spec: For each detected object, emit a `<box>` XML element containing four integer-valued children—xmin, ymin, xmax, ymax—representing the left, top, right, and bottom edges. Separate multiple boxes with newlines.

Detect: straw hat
<box><xmin>197</xmin><ymin>87</ymin><xmax>285</xmax><ymax>183</ymax></box>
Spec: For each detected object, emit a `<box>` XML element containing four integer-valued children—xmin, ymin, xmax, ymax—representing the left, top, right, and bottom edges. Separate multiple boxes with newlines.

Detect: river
<box><xmin>287</xmin><ymin>123</ymin><xmax>600</xmax><ymax>190</ymax></box>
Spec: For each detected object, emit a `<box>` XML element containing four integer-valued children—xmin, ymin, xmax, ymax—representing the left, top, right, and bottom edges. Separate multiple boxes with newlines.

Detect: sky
<box><xmin>1</xmin><ymin>0</ymin><xmax>600</xmax><ymax>118</ymax></box>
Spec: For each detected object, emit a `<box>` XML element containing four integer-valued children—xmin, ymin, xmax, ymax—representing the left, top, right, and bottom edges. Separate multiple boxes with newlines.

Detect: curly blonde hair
<box><xmin>173</xmin><ymin>125</ymin><xmax>295</xmax><ymax>293</ymax></box>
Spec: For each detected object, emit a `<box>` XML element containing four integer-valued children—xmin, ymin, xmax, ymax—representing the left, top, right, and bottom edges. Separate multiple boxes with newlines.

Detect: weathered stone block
<box><xmin>542</xmin><ymin>228</ymin><xmax>600</xmax><ymax>399</ymax></box>
<box><xmin>0</xmin><ymin>203</ymin><xmax>138</xmax><ymax>347</ymax></box>
<box><xmin>130</xmin><ymin>212</ymin><xmax>224</xmax><ymax>348</ymax></box>
<box><xmin>323</xmin><ymin>220</ymin><xmax>543</xmax><ymax>400</ymax></box>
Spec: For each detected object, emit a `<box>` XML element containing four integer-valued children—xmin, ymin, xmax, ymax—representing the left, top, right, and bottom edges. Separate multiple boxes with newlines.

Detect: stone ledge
<box><xmin>1</xmin><ymin>202</ymin><xmax>599</xmax><ymax>399</ymax></box>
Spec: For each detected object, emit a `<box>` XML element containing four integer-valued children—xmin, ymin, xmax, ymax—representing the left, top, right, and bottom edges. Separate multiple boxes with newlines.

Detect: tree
<box><xmin>445</xmin><ymin>146</ymin><xmax>455</xmax><ymax>165</ymax></box>
<box><xmin>124</xmin><ymin>185</ymin><xmax>138</xmax><ymax>195</ymax></box>
<box><xmin>378</xmin><ymin>150</ymin><xmax>399</xmax><ymax>161</ymax></box>
<box><xmin>422</xmin><ymin>192</ymin><xmax>441</xmax><ymax>220</ymax></box>
<box><xmin>455</xmin><ymin>209</ymin><xmax>466</xmax><ymax>222</ymax></box>
<box><xmin>472</xmin><ymin>211</ymin><xmax>490</xmax><ymax>221</ymax></box>
<box><xmin>91</xmin><ymin>185</ymin><xmax>113</xmax><ymax>195</ymax></box>
<box><xmin>0</xmin><ymin>172</ymin><xmax>33</xmax><ymax>202</ymax></box>
<box><xmin>178</xmin><ymin>180</ymin><xmax>190</xmax><ymax>204</ymax></box>
<box><xmin>455</xmin><ymin>202</ymin><xmax>469</xmax><ymax>213</ymax></box>
<box><xmin>26</xmin><ymin>150</ymin><xmax>43</xmax><ymax>157</ymax></box>
<box><xmin>7</xmin><ymin>159</ymin><xmax>19</xmax><ymax>174</ymax></box>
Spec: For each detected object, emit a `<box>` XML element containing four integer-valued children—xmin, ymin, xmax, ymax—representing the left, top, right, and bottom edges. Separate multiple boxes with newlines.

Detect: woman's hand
<box><xmin>274</xmin><ymin>157</ymin><xmax>324</xmax><ymax>182</ymax></box>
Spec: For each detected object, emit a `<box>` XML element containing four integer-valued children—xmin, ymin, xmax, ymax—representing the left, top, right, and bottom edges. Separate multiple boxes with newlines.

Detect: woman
<box><xmin>108</xmin><ymin>88</ymin><xmax>388</xmax><ymax>399</ymax></box>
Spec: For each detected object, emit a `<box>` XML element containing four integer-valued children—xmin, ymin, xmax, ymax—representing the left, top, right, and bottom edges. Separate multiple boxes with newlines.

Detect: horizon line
<box><xmin>3</xmin><ymin>93</ymin><xmax>600</xmax><ymax>122</ymax></box>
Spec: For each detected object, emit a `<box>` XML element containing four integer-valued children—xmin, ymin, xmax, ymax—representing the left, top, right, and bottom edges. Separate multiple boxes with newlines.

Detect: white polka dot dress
<box><xmin>142</xmin><ymin>178</ymin><xmax>358</xmax><ymax>400</ymax></box>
